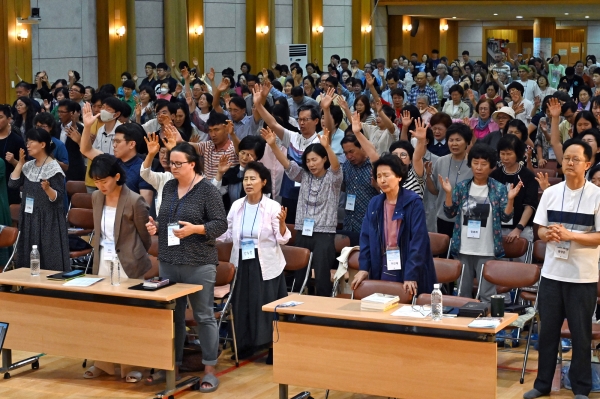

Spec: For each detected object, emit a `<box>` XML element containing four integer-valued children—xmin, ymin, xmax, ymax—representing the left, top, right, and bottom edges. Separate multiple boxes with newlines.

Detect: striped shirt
<box><xmin>403</xmin><ymin>166</ymin><xmax>425</xmax><ymax>199</ymax></box>
<box><xmin>342</xmin><ymin>159</ymin><xmax>379</xmax><ymax>233</ymax></box>
<box><xmin>190</xmin><ymin>140</ymin><xmax>239</xmax><ymax>180</ymax></box>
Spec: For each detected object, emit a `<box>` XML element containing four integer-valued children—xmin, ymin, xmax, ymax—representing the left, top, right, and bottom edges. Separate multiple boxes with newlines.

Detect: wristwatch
<box><xmin>516</xmin><ymin>224</ymin><xmax>525</xmax><ymax>231</ymax></box>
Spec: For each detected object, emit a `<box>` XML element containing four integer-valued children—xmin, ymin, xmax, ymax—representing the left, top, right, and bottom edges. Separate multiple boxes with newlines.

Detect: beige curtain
<box><xmin>269</xmin><ymin>0</ymin><xmax>277</xmax><ymax>64</ymax></box>
<box><xmin>292</xmin><ymin>0</ymin><xmax>311</xmax><ymax>57</ymax></box>
<box><xmin>164</xmin><ymin>0</ymin><xmax>189</xmax><ymax>66</ymax></box>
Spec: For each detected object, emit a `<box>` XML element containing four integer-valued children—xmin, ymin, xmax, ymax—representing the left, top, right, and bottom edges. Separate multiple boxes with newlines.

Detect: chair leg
<box><xmin>230</xmin><ymin>310</ymin><xmax>239</xmax><ymax>367</ymax></box>
<box><xmin>325</xmin><ymin>389</ymin><xmax>329</xmax><ymax>399</ymax></box>
<box><xmin>520</xmin><ymin>317</ymin><xmax>535</xmax><ymax>384</ymax></box>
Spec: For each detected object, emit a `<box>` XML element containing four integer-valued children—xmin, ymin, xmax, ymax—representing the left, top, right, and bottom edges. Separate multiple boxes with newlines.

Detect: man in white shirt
<box><xmin>435</xmin><ymin>64</ymin><xmax>453</xmax><ymax>99</ymax></box>
<box><xmin>94</xmin><ymin>97</ymin><xmax>123</xmax><ymax>155</ymax></box>
<box><xmin>491</xmin><ymin>51</ymin><xmax>511</xmax><ymax>76</ymax></box>
<box><xmin>507</xmin><ymin>82</ymin><xmax>533</xmax><ymax>126</ymax></box>
<box><xmin>524</xmin><ymin>139</ymin><xmax>600</xmax><ymax>399</ymax></box>
<box><xmin>516</xmin><ymin>65</ymin><xmax>542</xmax><ymax>103</ymax></box>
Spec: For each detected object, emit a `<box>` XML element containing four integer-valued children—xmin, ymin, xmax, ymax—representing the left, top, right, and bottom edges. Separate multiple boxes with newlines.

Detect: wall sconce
<box><xmin>313</xmin><ymin>25</ymin><xmax>324</xmax><ymax>34</ymax></box>
<box><xmin>440</xmin><ymin>24</ymin><xmax>449</xmax><ymax>32</ymax></box>
<box><xmin>361</xmin><ymin>25</ymin><xmax>372</xmax><ymax>33</ymax></box>
<box><xmin>17</xmin><ymin>27</ymin><xmax>28</xmax><ymax>41</ymax></box>
<box><xmin>259</xmin><ymin>26</ymin><xmax>269</xmax><ymax>34</ymax></box>
<box><xmin>115</xmin><ymin>25</ymin><xmax>126</xmax><ymax>37</ymax></box>
<box><xmin>194</xmin><ymin>26</ymin><xmax>203</xmax><ymax>35</ymax></box>
<box><xmin>403</xmin><ymin>24</ymin><xmax>412</xmax><ymax>32</ymax></box>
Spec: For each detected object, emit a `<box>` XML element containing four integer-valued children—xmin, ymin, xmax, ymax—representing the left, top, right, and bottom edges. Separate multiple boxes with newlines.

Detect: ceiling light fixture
<box><xmin>493</xmin><ymin>13</ymin><xmax>498</xmax><ymax>16</ymax></box>
<box><xmin>516</xmin><ymin>16</ymin><xmax>523</xmax><ymax>19</ymax></box>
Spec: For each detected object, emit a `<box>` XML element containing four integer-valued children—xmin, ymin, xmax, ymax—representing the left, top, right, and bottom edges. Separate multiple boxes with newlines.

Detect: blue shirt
<box><xmin>342</xmin><ymin>159</ymin><xmax>378</xmax><ymax>233</ymax></box>
<box><xmin>407</xmin><ymin>85</ymin><xmax>439</xmax><ymax>106</ymax></box>
<box><xmin>51</xmin><ymin>138</ymin><xmax>69</xmax><ymax>166</ymax></box>
<box><xmin>119</xmin><ymin>155</ymin><xmax>153</xmax><ymax>194</ymax></box>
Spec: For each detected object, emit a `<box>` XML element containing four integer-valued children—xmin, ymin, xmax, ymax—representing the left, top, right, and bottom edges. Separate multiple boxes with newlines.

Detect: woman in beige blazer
<box><xmin>84</xmin><ymin>154</ymin><xmax>152</xmax><ymax>382</ymax></box>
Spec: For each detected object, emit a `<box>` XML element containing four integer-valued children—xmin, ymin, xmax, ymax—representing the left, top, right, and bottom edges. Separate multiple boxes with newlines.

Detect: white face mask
<box><xmin>160</xmin><ymin>87</ymin><xmax>169</xmax><ymax>95</ymax></box>
<box><xmin>100</xmin><ymin>109</ymin><xmax>115</xmax><ymax>122</ymax></box>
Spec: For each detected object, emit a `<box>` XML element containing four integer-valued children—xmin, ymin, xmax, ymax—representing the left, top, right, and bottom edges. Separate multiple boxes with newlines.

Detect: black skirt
<box><xmin>231</xmin><ymin>249</ymin><xmax>287</xmax><ymax>351</ymax></box>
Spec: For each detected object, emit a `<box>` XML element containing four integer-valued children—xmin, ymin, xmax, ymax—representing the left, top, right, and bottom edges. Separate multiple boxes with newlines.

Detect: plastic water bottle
<box><xmin>110</xmin><ymin>258</ymin><xmax>121</xmax><ymax>286</ymax></box>
<box><xmin>431</xmin><ymin>283</ymin><xmax>443</xmax><ymax>321</ymax></box>
<box><xmin>30</xmin><ymin>245</ymin><xmax>40</xmax><ymax>276</ymax></box>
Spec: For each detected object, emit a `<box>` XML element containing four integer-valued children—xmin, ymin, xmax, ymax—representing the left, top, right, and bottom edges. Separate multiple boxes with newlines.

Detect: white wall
<box><xmin>135</xmin><ymin>0</ymin><xmax>164</xmax><ymax>79</ymax></box>
<box><xmin>275</xmin><ymin>0</ymin><xmax>293</xmax><ymax>48</ymax></box>
<box><xmin>30</xmin><ymin>0</ymin><xmax>98</xmax><ymax>87</ymax></box>
<box><xmin>373</xmin><ymin>6</ymin><xmax>388</xmax><ymax>62</ymax></box>
<box><xmin>322</xmin><ymin>0</ymin><xmax>352</xmax><ymax>70</ymax></box>
<box><xmin>203</xmin><ymin>0</ymin><xmax>245</xmax><ymax>81</ymax></box>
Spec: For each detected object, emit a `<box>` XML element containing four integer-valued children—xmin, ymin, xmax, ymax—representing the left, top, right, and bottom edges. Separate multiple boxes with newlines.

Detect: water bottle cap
<box><xmin>434</xmin><ymin>283</ymin><xmax>440</xmax><ymax>289</ymax></box>
<box><xmin>32</xmin><ymin>245</ymin><xmax>37</xmax><ymax>249</ymax></box>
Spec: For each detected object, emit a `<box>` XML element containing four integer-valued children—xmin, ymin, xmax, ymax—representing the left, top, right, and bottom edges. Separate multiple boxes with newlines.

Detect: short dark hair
<box><xmin>331</xmin><ymin>54</ymin><xmax>340</xmax><ymax>62</ymax></box>
<box><xmin>301</xmin><ymin>143</ymin><xmax>330</xmax><ymax>172</ymax></box>
<box><xmin>329</xmin><ymin>105</ymin><xmax>344</xmax><ymax>128</ymax></box>
<box><xmin>485</xmin><ymin>81</ymin><xmax>499</xmax><ymax>94</ymax></box>
<box><xmin>138</xmin><ymin>85</ymin><xmax>157</xmax><ymax>102</ymax></box>
<box><xmin>145</xmin><ymin>62</ymin><xmax>157</xmax><ymax>69</ymax></box>
<box><xmin>446</xmin><ymin>122</ymin><xmax>473</xmax><ymax>143</ymax></box>
<box><xmin>372</xmin><ymin>154</ymin><xmax>408</xmax><ymax>182</ymax></box>
<box><xmin>15</xmin><ymin>81</ymin><xmax>31</xmax><ymax>91</ymax></box>
<box><xmin>552</xmin><ymin>90</ymin><xmax>571</xmax><ymax>103</ymax></box>
<box><xmin>389</xmin><ymin>140</ymin><xmax>414</xmax><ymax>160</ymax></box>
<box><xmin>115</xmin><ymin>123</ymin><xmax>146</xmax><ymax>153</ymax></box>
<box><xmin>0</xmin><ymin>104</ymin><xmax>12</xmax><ymax>118</ymax></box>
<box><xmin>238</xmin><ymin>135</ymin><xmax>267</xmax><ymax>161</ymax></box>
<box><xmin>71</xmin><ymin>82</ymin><xmax>85</xmax><ymax>94</ymax></box>
<box><xmin>391</xmin><ymin>88</ymin><xmax>404</xmax><ymax>99</ymax></box>
<box><xmin>206</xmin><ymin>111</ymin><xmax>230</xmax><ymax>127</ymax></box>
<box><xmin>291</xmin><ymin>86</ymin><xmax>304</xmax><ymax>97</ymax></box>
<box><xmin>430</xmin><ymin>112</ymin><xmax>452</xmax><ymax>128</ymax></box>
<box><xmin>33</xmin><ymin>112</ymin><xmax>56</xmax><ymax>130</ymax></box>
<box><xmin>85</xmin><ymin>86</ymin><xmax>95</xmax><ymax>96</ymax></box>
<box><xmin>102</xmin><ymin>97</ymin><xmax>123</xmax><ymax>117</ymax></box>
<box><xmin>229</xmin><ymin>96</ymin><xmax>247</xmax><ymax>110</ymax></box>
<box><xmin>122</xmin><ymin>79</ymin><xmax>136</xmax><ymax>90</ymax></box>
<box><xmin>462</xmin><ymin>51</ymin><xmax>470</xmax><ymax>56</ymax></box>
<box><xmin>246</xmin><ymin>74</ymin><xmax>258</xmax><ymax>84</ymax></box>
<box><xmin>241</xmin><ymin>62</ymin><xmax>252</xmax><ymax>73</ymax></box>
<box><xmin>178</xmin><ymin>61</ymin><xmax>189</xmax><ymax>70</ymax></box>
<box><xmin>448</xmin><ymin>84</ymin><xmax>464</xmax><ymax>96</ymax></box>
<box><xmin>467</xmin><ymin>143</ymin><xmax>497</xmax><ymax>168</ymax></box>
<box><xmin>588</xmin><ymin>163</ymin><xmax>600</xmax><ymax>181</ymax></box>
<box><xmin>298</xmin><ymin>105</ymin><xmax>320</xmax><ymax>121</ymax></box>
<box><xmin>563</xmin><ymin>138</ymin><xmax>593</xmax><ymax>162</ymax></box>
<box><xmin>497</xmin><ymin>134</ymin><xmax>526</xmax><ymax>161</ymax></box>
<box><xmin>121</xmin><ymin>71</ymin><xmax>132</xmax><ymax>80</ymax></box>
<box><xmin>325</xmin><ymin>76</ymin><xmax>339</xmax><ymax>87</ymax></box>
<box><xmin>25</xmin><ymin>128</ymin><xmax>55</xmax><ymax>156</ymax></box>
<box><xmin>562</xmin><ymin>101</ymin><xmax>578</xmax><ymax>114</ymax></box>
<box><xmin>89</xmin><ymin>154</ymin><xmax>127</xmax><ymax>185</ymax></box>
<box><xmin>157</xmin><ymin>62</ymin><xmax>169</xmax><ymax>70</ymax></box>
<box><xmin>244</xmin><ymin>161</ymin><xmax>272</xmax><ymax>194</ymax></box>
<box><xmin>58</xmin><ymin>99</ymin><xmax>78</xmax><ymax>113</ymax></box>
<box><xmin>171</xmin><ymin>142</ymin><xmax>203</xmax><ymax>174</ymax></box>
<box><xmin>98</xmin><ymin>84</ymin><xmax>117</xmax><ymax>96</ymax></box>
<box><xmin>505</xmin><ymin>119</ymin><xmax>528</xmax><ymax>140</ymax></box>
<box><xmin>340</xmin><ymin>134</ymin><xmax>361</xmax><ymax>148</ymax></box>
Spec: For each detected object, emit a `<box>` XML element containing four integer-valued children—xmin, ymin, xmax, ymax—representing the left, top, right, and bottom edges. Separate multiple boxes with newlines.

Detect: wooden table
<box><xmin>0</xmin><ymin>268</ymin><xmax>202</xmax><ymax>399</ymax></box>
<box><xmin>263</xmin><ymin>294</ymin><xmax>518</xmax><ymax>399</ymax></box>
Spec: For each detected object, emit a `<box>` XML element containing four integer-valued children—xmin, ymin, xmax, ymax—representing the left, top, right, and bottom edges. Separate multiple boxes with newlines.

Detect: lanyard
<box><xmin>241</xmin><ymin>199</ymin><xmax>261</xmax><ymax>240</ymax></box>
<box><xmin>35</xmin><ymin>156</ymin><xmax>49</xmax><ymax>182</ymax></box>
<box><xmin>447</xmin><ymin>156</ymin><xmax>465</xmax><ymax>186</ymax></box>
<box><xmin>560</xmin><ymin>182</ymin><xmax>586</xmax><ymax>231</ymax></box>
<box><xmin>304</xmin><ymin>174</ymin><xmax>325</xmax><ymax>217</ymax></box>
<box><xmin>168</xmin><ymin>175</ymin><xmax>197</xmax><ymax>224</ymax></box>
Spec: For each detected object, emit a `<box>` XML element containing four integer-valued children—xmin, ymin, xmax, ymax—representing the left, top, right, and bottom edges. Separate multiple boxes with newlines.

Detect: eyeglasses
<box><xmin>411</xmin><ymin>304</ymin><xmax>431</xmax><ymax>317</ymax></box>
<box><xmin>297</xmin><ymin>118</ymin><xmax>313</xmax><ymax>124</ymax></box>
<box><xmin>563</xmin><ymin>157</ymin><xmax>584</xmax><ymax>165</ymax></box>
<box><xmin>36</xmin><ymin>124</ymin><xmax>49</xmax><ymax>129</ymax></box>
<box><xmin>394</xmin><ymin>152</ymin><xmax>409</xmax><ymax>159</ymax></box>
<box><xmin>113</xmin><ymin>139</ymin><xmax>127</xmax><ymax>145</ymax></box>
<box><xmin>169</xmin><ymin>161</ymin><xmax>189</xmax><ymax>168</ymax></box>
<box><xmin>69</xmin><ymin>89</ymin><xmax>81</xmax><ymax>93</ymax></box>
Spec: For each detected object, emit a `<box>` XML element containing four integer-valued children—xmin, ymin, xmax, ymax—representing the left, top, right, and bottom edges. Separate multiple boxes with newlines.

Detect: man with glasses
<box><xmin>211</xmin><ymin>76</ymin><xmax>260</xmax><ymax>140</ymax></box>
<box><xmin>139</xmin><ymin>62</ymin><xmax>157</xmax><ymax>90</ymax></box>
<box><xmin>0</xmin><ymin>104</ymin><xmax>25</xmax><ymax>204</ymax></box>
<box><xmin>153</xmin><ymin>62</ymin><xmax>178</xmax><ymax>97</ymax></box>
<box><xmin>69</xmin><ymin>83</ymin><xmax>86</xmax><ymax>107</ymax></box>
<box><xmin>407</xmin><ymin>72</ymin><xmax>439</xmax><ymax>107</ymax></box>
<box><xmin>525</xmin><ymin>139</ymin><xmax>600</xmax><ymax>399</ymax></box>
<box><xmin>56</xmin><ymin>100</ymin><xmax>86</xmax><ymax>181</ymax></box>
<box><xmin>80</xmin><ymin>103</ymin><xmax>154</xmax><ymax>206</ymax></box>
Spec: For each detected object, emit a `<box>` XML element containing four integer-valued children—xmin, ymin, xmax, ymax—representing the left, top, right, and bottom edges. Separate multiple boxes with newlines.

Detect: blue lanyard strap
<box><xmin>241</xmin><ymin>198</ymin><xmax>261</xmax><ymax>240</ymax></box>
<box><xmin>560</xmin><ymin>182</ymin><xmax>586</xmax><ymax>231</ymax></box>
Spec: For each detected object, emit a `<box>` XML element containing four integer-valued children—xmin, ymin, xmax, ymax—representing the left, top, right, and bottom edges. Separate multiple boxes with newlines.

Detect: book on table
<box><xmin>360</xmin><ymin>293</ymin><xmax>400</xmax><ymax>311</ymax></box>
<box><xmin>143</xmin><ymin>277</ymin><xmax>170</xmax><ymax>289</ymax></box>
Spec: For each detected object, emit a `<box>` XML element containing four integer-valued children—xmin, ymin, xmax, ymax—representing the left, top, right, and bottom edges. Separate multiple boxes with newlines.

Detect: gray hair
<box><xmin>416</xmin><ymin>94</ymin><xmax>430</xmax><ymax>105</ymax></box>
<box><xmin>436</xmin><ymin>64</ymin><xmax>448</xmax><ymax>73</ymax></box>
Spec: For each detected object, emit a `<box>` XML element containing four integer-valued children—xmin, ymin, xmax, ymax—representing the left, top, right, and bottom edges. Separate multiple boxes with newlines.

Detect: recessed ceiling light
<box><xmin>516</xmin><ymin>16</ymin><xmax>523</xmax><ymax>19</ymax></box>
<box><xmin>585</xmin><ymin>16</ymin><xmax>590</xmax><ymax>18</ymax></box>
<box><xmin>493</xmin><ymin>13</ymin><xmax>498</xmax><ymax>16</ymax></box>
<box><xmin>452</xmin><ymin>17</ymin><xmax>456</xmax><ymax>19</ymax></box>
<box><xmin>564</xmin><ymin>12</ymin><xmax>569</xmax><ymax>15</ymax></box>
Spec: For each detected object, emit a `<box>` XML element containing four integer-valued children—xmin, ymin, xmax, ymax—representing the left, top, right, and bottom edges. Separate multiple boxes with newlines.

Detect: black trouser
<box><xmin>534</xmin><ymin>277</ymin><xmax>596</xmax><ymax>396</ymax></box>
<box><xmin>281</xmin><ymin>197</ymin><xmax>298</xmax><ymax>224</ymax></box>
<box><xmin>295</xmin><ymin>232</ymin><xmax>335</xmax><ymax>297</ymax></box>
<box><xmin>436</xmin><ymin>218</ymin><xmax>454</xmax><ymax>240</ymax></box>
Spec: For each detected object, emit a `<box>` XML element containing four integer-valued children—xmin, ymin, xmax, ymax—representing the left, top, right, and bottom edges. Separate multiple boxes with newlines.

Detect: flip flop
<box><xmin>83</xmin><ymin>366</ymin><xmax>105</xmax><ymax>379</ymax></box>
<box><xmin>199</xmin><ymin>373</ymin><xmax>220</xmax><ymax>393</ymax></box>
<box><xmin>125</xmin><ymin>371</ymin><xmax>142</xmax><ymax>383</ymax></box>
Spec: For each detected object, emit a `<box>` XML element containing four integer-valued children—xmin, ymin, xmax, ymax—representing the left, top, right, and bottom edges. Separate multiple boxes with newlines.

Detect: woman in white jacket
<box><xmin>218</xmin><ymin>161</ymin><xmax>290</xmax><ymax>363</ymax></box>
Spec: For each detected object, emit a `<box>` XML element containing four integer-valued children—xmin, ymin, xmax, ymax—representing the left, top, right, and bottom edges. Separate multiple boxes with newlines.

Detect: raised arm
<box><xmin>376</xmin><ymin>100</ymin><xmax>396</xmax><ymax>136</ymax></box>
<box><xmin>351</xmin><ymin>111</ymin><xmax>379</xmax><ymax>162</ymax></box>
<box><xmin>254</xmin><ymin>86</ymin><xmax>285</xmax><ymax>139</ymax></box>
<box><xmin>410</xmin><ymin>118</ymin><xmax>426</xmax><ymax>177</ymax></box>
<box><xmin>261</xmin><ymin>127</ymin><xmax>290</xmax><ymax>169</ymax></box>
<box><xmin>365</xmin><ymin>73</ymin><xmax>381</xmax><ymax>104</ymax></box>
<box><xmin>400</xmin><ymin>110</ymin><xmax>414</xmax><ymax>141</ymax></box>
<box><xmin>143</xmin><ymin>133</ymin><xmax>161</xmax><ymax>170</ymax></box>
<box><xmin>547</xmin><ymin>98</ymin><xmax>564</xmax><ymax>164</ymax></box>
<box><xmin>212</xmin><ymin>74</ymin><xmax>230</xmax><ymax>114</ymax></box>
<box><xmin>320</xmin><ymin>87</ymin><xmax>336</xmax><ymax>135</ymax></box>
<box><xmin>80</xmin><ymin>103</ymin><xmax>103</xmax><ymax>161</ymax></box>
<box><xmin>319</xmin><ymin>128</ymin><xmax>340</xmax><ymax>171</ymax></box>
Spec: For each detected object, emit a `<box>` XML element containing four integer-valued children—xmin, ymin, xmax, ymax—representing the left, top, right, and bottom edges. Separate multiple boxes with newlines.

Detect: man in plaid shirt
<box><xmin>407</xmin><ymin>72</ymin><xmax>439</xmax><ymax>107</ymax></box>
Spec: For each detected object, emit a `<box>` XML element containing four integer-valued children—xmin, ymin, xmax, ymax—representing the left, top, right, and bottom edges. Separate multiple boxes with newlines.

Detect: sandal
<box><xmin>83</xmin><ymin>366</ymin><xmax>106</xmax><ymax>379</ymax></box>
<box><xmin>125</xmin><ymin>371</ymin><xmax>142</xmax><ymax>383</ymax></box>
<box><xmin>145</xmin><ymin>370</ymin><xmax>182</xmax><ymax>385</ymax></box>
<box><xmin>199</xmin><ymin>373</ymin><xmax>220</xmax><ymax>393</ymax></box>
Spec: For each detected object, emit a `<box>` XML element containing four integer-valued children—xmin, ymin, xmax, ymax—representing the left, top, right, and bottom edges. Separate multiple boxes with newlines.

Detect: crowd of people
<box><xmin>3</xmin><ymin>48</ymin><xmax>600</xmax><ymax>398</ymax></box>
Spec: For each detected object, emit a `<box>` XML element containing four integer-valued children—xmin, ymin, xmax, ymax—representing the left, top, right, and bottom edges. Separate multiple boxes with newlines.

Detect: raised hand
<box><xmin>351</xmin><ymin>111</ymin><xmax>361</xmax><ymax>132</ymax></box>
<box><xmin>337</xmin><ymin>96</ymin><xmax>349</xmax><ymax>111</ymax></box>
<box><xmin>82</xmin><ymin>102</ymin><xmax>100</xmax><ymax>128</ymax></box>
<box><xmin>410</xmin><ymin>118</ymin><xmax>427</xmax><ymax>140</ymax></box>
<box><xmin>193</xmin><ymin>57</ymin><xmax>199</xmax><ymax>67</ymax></box>
<box><xmin>43</xmin><ymin>99</ymin><xmax>51</xmax><ymax>111</ymax></box>
<box><xmin>438</xmin><ymin>175</ymin><xmax>452</xmax><ymax>194</ymax></box>
<box><xmin>171</xmin><ymin>58</ymin><xmax>176</xmax><ymax>68</ymax></box>
<box><xmin>18</xmin><ymin>148</ymin><xmax>26</xmax><ymax>166</ymax></box>
<box><xmin>507</xmin><ymin>181</ymin><xmax>523</xmax><ymax>200</ymax></box>
<box><xmin>365</xmin><ymin>73</ymin><xmax>375</xmax><ymax>88</ymax></box>
<box><xmin>320</xmin><ymin>87</ymin><xmax>335</xmax><ymax>110</ymax></box>
<box><xmin>135</xmin><ymin>102</ymin><xmax>142</xmax><ymax>118</ymax></box>
<box><xmin>262</xmin><ymin>68</ymin><xmax>270</xmax><ymax>83</ymax></box>
<box><xmin>174</xmin><ymin>82</ymin><xmax>184</xmax><ymax>96</ymax></box>
<box><xmin>547</xmin><ymin>97</ymin><xmax>561</xmax><ymax>119</ymax></box>
<box><xmin>5</xmin><ymin>152</ymin><xmax>14</xmax><ymax>164</ymax></box>
<box><xmin>261</xmin><ymin>79</ymin><xmax>272</xmax><ymax>97</ymax></box>
<box><xmin>260</xmin><ymin>127</ymin><xmax>277</xmax><ymax>147</ymax></box>
<box><xmin>427</xmin><ymin>105</ymin><xmax>438</xmax><ymax>115</ymax></box>
<box><xmin>217</xmin><ymin>155</ymin><xmax>232</xmax><ymax>175</ymax></box>
<box><xmin>206</xmin><ymin>67</ymin><xmax>215</xmax><ymax>82</ymax></box>
<box><xmin>535</xmin><ymin>172</ymin><xmax>550</xmax><ymax>191</ymax></box>
<box><xmin>374</xmin><ymin>99</ymin><xmax>383</xmax><ymax>114</ymax></box>
<box><xmin>144</xmin><ymin>133</ymin><xmax>161</xmax><ymax>156</ymax></box>
<box><xmin>66</xmin><ymin>124</ymin><xmax>81</xmax><ymax>144</ymax></box>
<box><xmin>319</xmin><ymin>128</ymin><xmax>331</xmax><ymax>147</ymax></box>
<box><xmin>401</xmin><ymin>110</ymin><xmax>414</xmax><ymax>127</ymax></box>
<box><xmin>162</xmin><ymin>124</ymin><xmax>179</xmax><ymax>150</ymax></box>
<box><xmin>132</xmin><ymin>73</ymin><xmax>138</xmax><ymax>82</ymax></box>
<box><xmin>277</xmin><ymin>206</ymin><xmax>287</xmax><ymax>226</ymax></box>
<box><xmin>217</xmin><ymin>77</ymin><xmax>230</xmax><ymax>93</ymax></box>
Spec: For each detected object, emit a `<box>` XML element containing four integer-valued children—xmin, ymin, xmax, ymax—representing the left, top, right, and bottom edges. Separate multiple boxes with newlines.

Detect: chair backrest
<box><xmin>66</xmin><ymin>181</ymin><xmax>87</xmax><ymax>198</ymax></box>
<box><xmin>67</xmin><ymin>208</ymin><xmax>94</xmax><ymax>230</ymax></box>
<box><xmin>216</xmin><ymin>241</ymin><xmax>233</xmax><ymax>263</ymax></box>
<box><xmin>0</xmin><ymin>226</ymin><xmax>19</xmax><ymax>248</ymax></box>
<box><xmin>9</xmin><ymin>204</ymin><xmax>19</xmax><ymax>227</ymax></box>
<box><xmin>70</xmin><ymin>193</ymin><xmax>93</xmax><ymax>209</ymax></box>
<box><xmin>281</xmin><ymin>245</ymin><xmax>311</xmax><ymax>271</ymax></box>
<box><xmin>433</xmin><ymin>258</ymin><xmax>462</xmax><ymax>284</ymax></box>
<box><xmin>416</xmin><ymin>293</ymin><xmax>480</xmax><ymax>307</ymax></box>
<box><xmin>286</xmin><ymin>224</ymin><xmax>297</xmax><ymax>246</ymax></box>
<box><xmin>334</xmin><ymin>234</ymin><xmax>351</xmax><ymax>253</ymax></box>
<box><xmin>148</xmin><ymin>235</ymin><xmax>159</xmax><ymax>257</ymax></box>
<box><xmin>428</xmin><ymin>232</ymin><xmax>450</xmax><ymax>257</ymax></box>
<box><xmin>482</xmin><ymin>260</ymin><xmax>540</xmax><ymax>289</ymax></box>
<box><xmin>348</xmin><ymin>250</ymin><xmax>360</xmax><ymax>270</ymax></box>
<box><xmin>548</xmin><ymin>177</ymin><xmax>562</xmax><ymax>186</ymax></box>
<box><xmin>534</xmin><ymin>168</ymin><xmax>557</xmax><ymax>178</ymax></box>
<box><xmin>216</xmin><ymin>261</ymin><xmax>236</xmax><ymax>286</ymax></box>
<box><xmin>502</xmin><ymin>236</ymin><xmax>529</xmax><ymax>259</ymax></box>
<box><xmin>532</xmin><ymin>240</ymin><xmax>546</xmax><ymax>265</ymax></box>
<box><xmin>353</xmin><ymin>280</ymin><xmax>413</xmax><ymax>304</ymax></box>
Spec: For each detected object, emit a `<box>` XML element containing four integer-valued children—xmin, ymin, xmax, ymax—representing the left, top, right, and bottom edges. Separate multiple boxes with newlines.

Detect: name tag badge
<box><xmin>386</xmin><ymin>247</ymin><xmax>402</xmax><ymax>270</ymax></box>
<box><xmin>25</xmin><ymin>196</ymin><xmax>34</xmax><ymax>214</ymax></box>
<box><xmin>154</xmin><ymin>198</ymin><xmax>159</xmax><ymax>211</ymax></box>
<box><xmin>467</xmin><ymin>220</ymin><xmax>481</xmax><ymax>239</ymax></box>
<box><xmin>345</xmin><ymin>194</ymin><xmax>356</xmax><ymax>211</ymax></box>
<box><xmin>103</xmin><ymin>242</ymin><xmax>116</xmax><ymax>261</ymax></box>
<box><xmin>241</xmin><ymin>239</ymin><xmax>256</xmax><ymax>260</ymax></box>
<box><xmin>555</xmin><ymin>241</ymin><xmax>571</xmax><ymax>259</ymax></box>
<box><xmin>302</xmin><ymin>218</ymin><xmax>315</xmax><ymax>236</ymax></box>
<box><xmin>547</xmin><ymin>147</ymin><xmax>556</xmax><ymax>160</ymax></box>
<box><xmin>167</xmin><ymin>223</ymin><xmax>181</xmax><ymax>246</ymax></box>
<box><xmin>294</xmin><ymin>181</ymin><xmax>302</xmax><ymax>188</ymax></box>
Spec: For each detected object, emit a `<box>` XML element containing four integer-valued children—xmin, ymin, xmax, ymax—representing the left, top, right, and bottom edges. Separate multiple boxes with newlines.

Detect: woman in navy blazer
<box><xmin>352</xmin><ymin>154</ymin><xmax>436</xmax><ymax>296</ymax></box>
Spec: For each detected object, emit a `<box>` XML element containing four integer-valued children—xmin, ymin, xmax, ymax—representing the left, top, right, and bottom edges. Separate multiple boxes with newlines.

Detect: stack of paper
<box><xmin>360</xmin><ymin>293</ymin><xmax>400</xmax><ymax>311</ymax></box>
<box><xmin>390</xmin><ymin>306</ymin><xmax>429</xmax><ymax>318</ymax></box>
<box><xmin>468</xmin><ymin>317</ymin><xmax>501</xmax><ymax>328</ymax></box>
